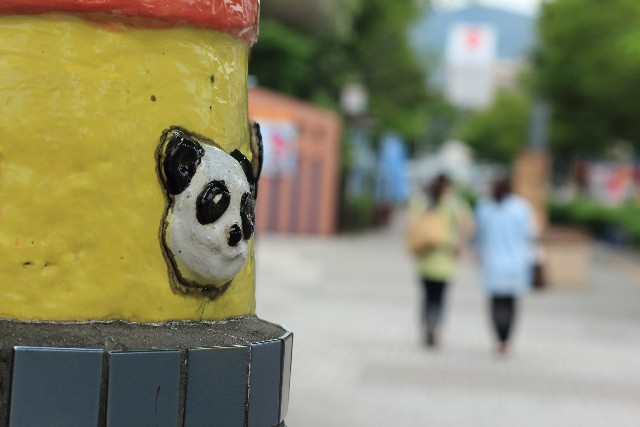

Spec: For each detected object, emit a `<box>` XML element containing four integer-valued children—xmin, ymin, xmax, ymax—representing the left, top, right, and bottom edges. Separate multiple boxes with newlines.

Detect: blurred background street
<box><xmin>249</xmin><ymin>0</ymin><xmax>640</xmax><ymax>425</ymax></box>
<box><xmin>256</xmin><ymin>215</ymin><xmax>640</xmax><ymax>427</ymax></box>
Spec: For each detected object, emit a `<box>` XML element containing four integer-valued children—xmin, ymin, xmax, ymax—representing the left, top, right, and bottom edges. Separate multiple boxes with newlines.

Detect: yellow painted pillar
<box><xmin>0</xmin><ymin>1</ymin><xmax>259</xmax><ymax>321</ymax></box>
<box><xmin>0</xmin><ymin>2</ymin><xmax>292</xmax><ymax>425</ymax></box>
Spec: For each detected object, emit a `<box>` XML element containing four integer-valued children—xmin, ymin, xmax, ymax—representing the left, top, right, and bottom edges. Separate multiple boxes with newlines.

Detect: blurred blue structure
<box><xmin>345</xmin><ymin>128</ymin><xmax>376</xmax><ymax>199</ymax></box>
<box><xmin>375</xmin><ymin>133</ymin><xmax>409</xmax><ymax>206</ymax></box>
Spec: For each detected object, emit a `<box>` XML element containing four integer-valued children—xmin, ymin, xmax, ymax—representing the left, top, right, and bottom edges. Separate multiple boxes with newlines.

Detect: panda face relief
<box><xmin>168</xmin><ymin>145</ymin><xmax>251</xmax><ymax>286</ymax></box>
<box><xmin>157</xmin><ymin>126</ymin><xmax>262</xmax><ymax>296</ymax></box>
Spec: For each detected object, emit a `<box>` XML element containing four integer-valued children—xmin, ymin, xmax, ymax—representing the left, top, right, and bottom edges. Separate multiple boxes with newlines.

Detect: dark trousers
<box><xmin>491</xmin><ymin>296</ymin><xmax>517</xmax><ymax>343</ymax></box>
<box><xmin>421</xmin><ymin>278</ymin><xmax>447</xmax><ymax>334</ymax></box>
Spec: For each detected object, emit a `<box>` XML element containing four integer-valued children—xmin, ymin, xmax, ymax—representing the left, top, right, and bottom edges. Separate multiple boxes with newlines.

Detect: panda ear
<box><xmin>231</xmin><ymin>149</ymin><xmax>255</xmax><ymax>187</ymax></box>
<box><xmin>250</xmin><ymin>121</ymin><xmax>264</xmax><ymax>183</ymax></box>
<box><xmin>233</xmin><ymin>121</ymin><xmax>264</xmax><ymax>199</ymax></box>
<box><xmin>158</xmin><ymin>128</ymin><xmax>205</xmax><ymax>195</ymax></box>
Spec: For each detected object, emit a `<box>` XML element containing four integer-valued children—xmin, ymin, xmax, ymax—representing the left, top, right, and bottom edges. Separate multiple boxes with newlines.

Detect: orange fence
<box><xmin>249</xmin><ymin>87</ymin><xmax>342</xmax><ymax>235</ymax></box>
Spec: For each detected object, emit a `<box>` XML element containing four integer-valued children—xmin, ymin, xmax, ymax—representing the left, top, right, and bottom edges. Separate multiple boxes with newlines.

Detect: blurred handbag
<box><xmin>407</xmin><ymin>209</ymin><xmax>448</xmax><ymax>256</ymax></box>
<box><xmin>531</xmin><ymin>244</ymin><xmax>547</xmax><ymax>290</ymax></box>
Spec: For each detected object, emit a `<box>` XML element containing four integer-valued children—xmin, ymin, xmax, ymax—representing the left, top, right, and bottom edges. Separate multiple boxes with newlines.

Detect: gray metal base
<box><xmin>0</xmin><ymin>317</ymin><xmax>292</xmax><ymax>427</ymax></box>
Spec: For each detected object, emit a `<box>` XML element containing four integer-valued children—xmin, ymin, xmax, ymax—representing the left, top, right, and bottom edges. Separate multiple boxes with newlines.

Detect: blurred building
<box><xmin>249</xmin><ymin>87</ymin><xmax>342</xmax><ymax>235</ymax></box>
<box><xmin>410</xmin><ymin>4</ymin><xmax>536</xmax><ymax>109</ymax></box>
<box><xmin>444</xmin><ymin>23</ymin><xmax>497</xmax><ymax>109</ymax></box>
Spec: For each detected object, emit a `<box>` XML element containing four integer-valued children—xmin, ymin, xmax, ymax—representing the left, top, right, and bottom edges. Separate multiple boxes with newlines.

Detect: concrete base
<box><xmin>0</xmin><ymin>317</ymin><xmax>292</xmax><ymax>427</ymax></box>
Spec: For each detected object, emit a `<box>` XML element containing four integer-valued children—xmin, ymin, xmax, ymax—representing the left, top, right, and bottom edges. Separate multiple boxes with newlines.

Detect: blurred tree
<box><xmin>249</xmin><ymin>0</ymin><xmax>430</xmax><ymax>143</ymax></box>
<box><xmin>536</xmin><ymin>0</ymin><xmax>640</xmax><ymax>159</ymax></box>
<box><xmin>349</xmin><ymin>0</ymin><xmax>431</xmax><ymax>139</ymax></box>
<box><xmin>456</xmin><ymin>90</ymin><xmax>532</xmax><ymax>162</ymax></box>
<box><xmin>420</xmin><ymin>93</ymin><xmax>461</xmax><ymax>153</ymax></box>
<box><xmin>248</xmin><ymin>20</ymin><xmax>316</xmax><ymax>96</ymax></box>
<box><xmin>261</xmin><ymin>0</ymin><xmax>362</xmax><ymax>40</ymax></box>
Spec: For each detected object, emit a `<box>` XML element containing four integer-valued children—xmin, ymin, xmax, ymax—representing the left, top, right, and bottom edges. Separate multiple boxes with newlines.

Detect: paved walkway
<box><xmin>255</xmin><ymin>218</ymin><xmax>640</xmax><ymax>427</ymax></box>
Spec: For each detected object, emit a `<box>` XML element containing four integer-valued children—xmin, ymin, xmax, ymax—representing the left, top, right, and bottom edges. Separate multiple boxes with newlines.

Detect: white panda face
<box><xmin>157</xmin><ymin>126</ymin><xmax>262</xmax><ymax>296</ymax></box>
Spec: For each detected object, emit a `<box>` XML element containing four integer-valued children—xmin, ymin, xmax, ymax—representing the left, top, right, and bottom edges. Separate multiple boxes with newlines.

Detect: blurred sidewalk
<box><xmin>255</xmin><ymin>215</ymin><xmax>640</xmax><ymax>427</ymax></box>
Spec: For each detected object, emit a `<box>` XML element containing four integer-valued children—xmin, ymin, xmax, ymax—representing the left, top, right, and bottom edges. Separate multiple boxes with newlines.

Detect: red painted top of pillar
<box><xmin>0</xmin><ymin>0</ymin><xmax>260</xmax><ymax>44</ymax></box>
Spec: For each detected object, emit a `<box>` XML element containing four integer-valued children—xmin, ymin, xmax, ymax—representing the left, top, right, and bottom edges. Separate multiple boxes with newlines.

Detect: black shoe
<box><xmin>425</xmin><ymin>329</ymin><xmax>438</xmax><ymax>348</ymax></box>
<box><xmin>497</xmin><ymin>342</ymin><xmax>509</xmax><ymax>356</ymax></box>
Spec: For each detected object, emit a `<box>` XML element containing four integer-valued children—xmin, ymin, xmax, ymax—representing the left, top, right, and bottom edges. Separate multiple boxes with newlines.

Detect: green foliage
<box><xmin>349</xmin><ymin>0</ymin><xmax>430</xmax><ymax>139</ymax></box>
<box><xmin>250</xmin><ymin>1</ymin><xmax>430</xmax><ymax>143</ymax></box>
<box><xmin>550</xmin><ymin>198</ymin><xmax>640</xmax><ymax>246</ymax></box>
<box><xmin>456</xmin><ymin>90</ymin><xmax>532</xmax><ymax>162</ymax></box>
<box><xmin>339</xmin><ymin>193</ymin><xmax>376</xmax><ymax>231</ymax></box>
<box><xmin>536</xmin><ymin>0</ymin><xmax>640</xmax><ymax>158</ymax></box>
<box><xmin>260</xmin><ymin>0</ymin><xmax>363</xmax><ymax>40</ymax></box>
<box><xmin>248</xmin><ymin>20</ymin><xmax>316</xmax><ymax>96</ymax></box>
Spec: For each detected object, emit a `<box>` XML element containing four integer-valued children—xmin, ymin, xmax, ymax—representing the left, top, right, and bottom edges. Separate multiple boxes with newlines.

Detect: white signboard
<box><xmin>444</xmin><ymin>23</ymin><xmax>497</xmax><ymax>109</ymax></box>
<box><xmin>254</xmin><ymin>118</ymin><xmax>298</xmax><ymax>176</ymax></box>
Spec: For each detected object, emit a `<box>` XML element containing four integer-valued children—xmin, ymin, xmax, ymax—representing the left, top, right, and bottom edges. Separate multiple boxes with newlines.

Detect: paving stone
<box><xmin>248</xmin><ymin>340</ymin><xmax>282</xmax><ymax>427</ymax></box>
<box><xmin>184</xmin><ymin>346</ymin><xmax>248</xmax><ymax>427</ymax></box>
<box><xmin>279</xmin><ymin>332</ymin><xmax>293</xmax><ymax>422</ymax></box>
<box><xmin>107</xmin><ymin>350</ymin><xmax>181</xmax><ymax>427</ymax></box>
<box><xmin>10</xmin><ymin>347</ymin><xmax>103</xmax><ymax>427</ymax></box>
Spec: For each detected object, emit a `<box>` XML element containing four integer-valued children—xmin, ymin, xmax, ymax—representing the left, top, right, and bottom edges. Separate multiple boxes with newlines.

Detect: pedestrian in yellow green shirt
<box><xmin>408</xmin><ymin>174</ymin><xmax>473</xmax><ymax>347</ymax></box>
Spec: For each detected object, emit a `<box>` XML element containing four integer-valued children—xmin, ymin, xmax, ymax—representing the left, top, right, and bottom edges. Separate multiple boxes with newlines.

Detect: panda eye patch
<box><xmin>196</xmin><ymin>180</ymin><xmax>230</xmax><ymax>225</ymax></box>
<box><xmin>162</xmin><ymin>133</ymin><xmax>204</xmax><ymax>195</ymax></box>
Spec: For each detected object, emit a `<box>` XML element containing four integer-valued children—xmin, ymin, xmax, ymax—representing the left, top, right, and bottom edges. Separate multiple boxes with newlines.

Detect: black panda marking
<box><xmin>249</xmin><ymin>122</ymin><xmax>264</xmax><ymax>199</ymax></box>
<box><xmin>162</xmin><ymin>131</ymin><xmax>205</xmax><ymax>195</ymax></box>
<box><xmin>240</xmin><ymin>192</ymin><xmax>255</xmax><ymax>240</ymax></box>
<box><xmin>228</xmin><ymin>224</ymin><xmax>242</xmax><ymax>247</ymax></box>
<box><xmin>230</xmin><ymin>149</ymin><xmax>254</xmax><ymax>183</ymax></box>
<box><xmin>251</xmin><ymin>122</ymin><xmax>264</xmax><ymax>182</ymax></box>
<box><xmin>196</xmin><ymin>180</ymin><xmax>231</xmax><ymax>225</ymax></box>
<box><xmin>231</xmin><ymin>149</ymin><xmax>259</xmax><ymax>200</ymax></box>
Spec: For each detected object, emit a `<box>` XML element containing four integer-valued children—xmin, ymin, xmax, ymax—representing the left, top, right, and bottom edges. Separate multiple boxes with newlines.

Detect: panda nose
<box><xmin>228</xmin><ymin>224</ymin><xmax>242</xmax><ymax>247</ymax></box>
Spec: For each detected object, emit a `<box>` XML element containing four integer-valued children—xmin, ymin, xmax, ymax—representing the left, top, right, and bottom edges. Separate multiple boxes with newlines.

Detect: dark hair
<box><xmin>492</xmin><ymin>176</ymin><xmax>511</xmax><ymax>203</ymax></box>
<box><xmin>426</xmin><ymin>173</ymin><xmax>450</xmax><ymax>206</ymax></box>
